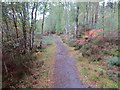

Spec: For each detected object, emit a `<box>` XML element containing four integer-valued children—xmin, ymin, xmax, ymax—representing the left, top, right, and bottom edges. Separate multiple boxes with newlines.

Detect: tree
<box><xmin>29</xmin><ymin>3</ymin><xmax>36</xmax><ymax>49</ymax></box>
<box><xmin>22</xmin><ymin>2</ymin><xmax>27</xmax><ymax>53</ymax></box>
<box><xmin>75</xmin><ymin>3</ymin><xmax>79</xmax><ymax>38</ymax></box>
<box><xmin>32</xmin><ymin>3</ymin><xmax>39</xmax><ymax>48</ymax></box>
<box><xmin>102</xmin><ymin>2</ymin><xmax>105</xmax><ymax>37</ymax></box>
<box><xmin>39</xmin><ymin>2</ymin><xmax>47</xmax><ymax>49</ymax></box>
<box><xmin>11</xmin><ymin>2</ymin><xmax>19</xmax><ymax>39</ymax></box>
<box><xmin>94</xmin><ymin>2</ymin><xmax>99</xmax><ymax>28</ymax></box>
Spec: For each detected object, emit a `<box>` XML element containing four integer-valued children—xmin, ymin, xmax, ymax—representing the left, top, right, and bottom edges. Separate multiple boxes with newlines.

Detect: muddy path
<box><xmin>52</xmin><ymin>36</ymin><xmax>88</xmax><ymax>88</ymax></box>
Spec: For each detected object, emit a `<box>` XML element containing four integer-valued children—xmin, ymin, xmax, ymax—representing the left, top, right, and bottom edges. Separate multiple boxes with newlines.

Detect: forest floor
<box><xmin>16</xmin><ymin>35</ymin><xmax>89</xmax><ymax>88</ymax></box>
<box><xmin>52</xmin><ymin>35</ymin><xmax>118</xmax><ymax>88</ymax></box>
<box><xmin>7</xmin><ymin>35</ymin><xmax>118</xmax><ymax>88</ymax></box>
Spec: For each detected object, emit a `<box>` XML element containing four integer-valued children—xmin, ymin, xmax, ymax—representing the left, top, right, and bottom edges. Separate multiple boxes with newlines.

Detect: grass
<box><xmin>31</xmin><ymin>35</ymin><xmax>56</xmax><ymax>88</ymax></box>
<box><xmin>76</xmin><ymin>57</ymin><xmax>119</xmax><ymax>88</ymax></box>
<box><xmin>98</xmin><ymin>78</ymin><xmax>118</xmax><ymax>88</ymax></box>
<box><xmin>38</xmin><ymin>40</ymin><xmax>56</xmax><ymax>88</ymax></box>
<box><xmin>66</xmin><ymin>44</ymin><xmax>119</xmax><ymax>88</ymax></box>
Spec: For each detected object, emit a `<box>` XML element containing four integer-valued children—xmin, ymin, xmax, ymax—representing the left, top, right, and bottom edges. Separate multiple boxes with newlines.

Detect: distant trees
<box><xmin>42</xmin><ymin>1</ymin><xmax>118</xmax><ymax>39</ymax></box>
<box><xmin>2</xmin><ymin>1</ymin><xmax>118</xmax><ymax>52</ymax></box>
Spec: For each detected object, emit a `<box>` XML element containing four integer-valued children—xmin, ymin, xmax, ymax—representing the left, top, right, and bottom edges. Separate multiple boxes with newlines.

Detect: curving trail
<box><xmin>52</xmin><ymin>36</ymin><xmax>88</xmax><ymax>88</ymax></box>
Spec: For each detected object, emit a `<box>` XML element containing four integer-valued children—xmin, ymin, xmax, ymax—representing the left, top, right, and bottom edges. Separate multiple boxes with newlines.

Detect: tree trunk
<box><xmin>94</xmin><ymin>3</ymin><xmax>99</xmax><ymax>29</ymax></box>
<box><xmin>75</xmin><ymin>6</ymin><xmax>79</xmax><ymax>38</ymax></box>
<box><xmin>91</xmin><ymin>9</ymin><xmax>94</xmax><ymax>28</ymax></box>
<box><xmin>29</xmin><ymin>3</ymin><xmax>35</xmax><ymax>50</ymax></box>
<box><xmin>39</xmin><ymin>3</ymin><xmax>47</xmax><ymax>49</ymax></box>
<box><xmin>86</xmin><ymin>3</ymin><xmax>89</xmax><ymax>25</ymax></box>
<box><xmin>11</xmin><ymin>3</ymin><xmax>19</xmax><ymax>39</ymax></box>
<box><xmin>102</xmin><ymin>2</ymin><xmax>105</xmax><ymax>37</ymax></box>
<box><xmin>32</xmin><ymin>3</ymin><xmax>38</xmax><ymax>48</ymax></box>
<box><xmin>22</xmin><ymin>3</ymin><xmax>27</xmax><ymax>53</ymax></box>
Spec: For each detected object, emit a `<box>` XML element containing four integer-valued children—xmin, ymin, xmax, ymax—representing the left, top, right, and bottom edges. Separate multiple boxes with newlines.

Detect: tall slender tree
<box><xmin>39</xmin><ymin>2</ymin><xmax>47</xmax><ymax>49</ymax></box>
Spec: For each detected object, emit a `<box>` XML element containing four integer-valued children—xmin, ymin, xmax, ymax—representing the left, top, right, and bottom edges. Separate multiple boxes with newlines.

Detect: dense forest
<box><xmin>1</xmin><ymin>0</ymin><xmax>120</xmax><ymax>88</ymax></box>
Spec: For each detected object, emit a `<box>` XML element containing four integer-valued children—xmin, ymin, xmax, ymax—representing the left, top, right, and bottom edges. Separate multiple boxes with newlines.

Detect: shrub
<box><xmin>68</xmin><ymin>39</ymin><xmax>76</xmax><ymax>47</ymax></box>
<box><xmin>80</xmin><ymin>43</ymin><xmax>93</xmax><ymax>57</ymax></box>
<box><xmin>110</xmin><ymin>50</ymin><xmax>120</xmax><ymax>57</ymax></box>
<box><xmin>13</xmin><ymin>53</ymin><xmax>36</xmax><ymax>66</ymax></box>
<box><xmin>108</xmin><ymin>57</ymin><xmax>120</xmax><ymax>66</ymax></box>
<box><xmin>89</xmin><ymin>56</ymin><xmax>101</xmax><ymax>62</ymax></box>
<box><xmin>89</xmin><ymin>74</ymin><xmax>99</xmax><ymax>81</ymax></box>
<box><xmin>74</xmin><ymin>45</ymin><xmax>81</xmax><ymax>50</ymax></box>
<box><xmin>106</xmin><ymin>70</ymin><xmax>118</xmax><ymax>82</ymax></box>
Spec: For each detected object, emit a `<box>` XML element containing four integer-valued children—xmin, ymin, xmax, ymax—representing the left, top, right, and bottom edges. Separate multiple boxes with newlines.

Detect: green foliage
<box><xmin>108</xmin><ymin>57</ymin><xmax>120</xmax><ymax>66</ymax></box>
<box><xmin>110</xmin><ymin>50</ymin><xmax>120</xmax><ymax>57</ymax></box>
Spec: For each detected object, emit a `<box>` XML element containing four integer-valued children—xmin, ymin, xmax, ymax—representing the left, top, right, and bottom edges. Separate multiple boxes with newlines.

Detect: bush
<box><xmin>110</xmin><ymin>50</ymin><xmax>120</xmax><ymax>57</ymax></box>
<box><xmin>80</xmin><ymin>43</ymin><xmax>93</xmax><ymax>57</ymax></box>
<box><xmin>106</xmin><ymin>70</ymin><xmax>118</xmax><ymax>82</ymax></box>
<box><xmin>13</xmin><ymin>53</ymin><xmax>36</xmax><ymax>66</ymax></box>
<box><xmin>68</xmin><ymin>39</ymin><xmax>76</xmax><ymax>47</ymax></box>
<box><xmin>108</xmin><ymin>57</ymin><xmax>120</xmax><ymax>66</ymax></box>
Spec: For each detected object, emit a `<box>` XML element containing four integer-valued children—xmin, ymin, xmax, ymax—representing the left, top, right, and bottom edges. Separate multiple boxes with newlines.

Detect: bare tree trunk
<box><xmin>32</xmin><ymin>3</ymin><xmax>38</xmax><ymax>48</ymax></box>
<box><xmin>85</xmin><ymin>3</ymin><xmax>89</xmax><ymax>25</ymax></box>
<box><xmin>39</xmin><ymin>3</ymin><xmax>47</xmax><ymax>49</ymax></box>
<box><xmin>11</xmin><ymin>3</ymin><xmax>19</xmax><ymax>39</ymax></box>
<box><xmin>83</xmin><ymin>12</ymin><xmax>86</xmax><ymax>25</ymax></box>
<box><xmin>102</xmin><ymin>2</ymin><xmax>105</xmax><ymax>37</ymax></box>
<box><xmin>75</xmin><ymin>6</ymin><xmax>79</xmax><ymax>38</ymax></box>
<box><xmin>94</xmin><ymin>3</ymin><xmax>99</xmax><ymax>29</ymax></box>
<box><xmin>22</xmin><ymin>3</ymin><xmax>27</xmax><ymax>53</ymax></box>
<box><xmin>91</xmin><ymin>8</ymin><xmax>94</xmax><ymax>28</ymax></box>
<box><xmin>29</xmin><ymin>3</ymin><xmax>35</xmax><ymax>49</ymax></box>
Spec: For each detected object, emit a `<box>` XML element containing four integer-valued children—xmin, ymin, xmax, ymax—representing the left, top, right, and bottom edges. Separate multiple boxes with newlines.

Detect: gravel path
<box><xmin>53</xmin><ymin>36</ymin><xmax>88</xmax><ymax>88</ymax></box>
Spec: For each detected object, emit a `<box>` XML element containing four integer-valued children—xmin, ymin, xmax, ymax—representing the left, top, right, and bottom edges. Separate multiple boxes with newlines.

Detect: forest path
<box><xmin>52</xmin><ymin>36</ymin><xmax>88</xmax><ymax>88</ymax></box>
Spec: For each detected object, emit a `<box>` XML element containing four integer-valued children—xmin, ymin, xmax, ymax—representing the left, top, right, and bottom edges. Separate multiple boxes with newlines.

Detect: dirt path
<box><xmin>52</xmin><ymin>36</ymin><xmax>88</xmax><ymax>88</ymax></box>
